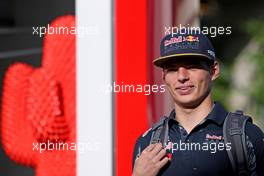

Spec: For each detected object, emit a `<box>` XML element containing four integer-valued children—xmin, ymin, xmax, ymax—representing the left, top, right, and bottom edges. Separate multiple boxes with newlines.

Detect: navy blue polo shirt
<box><xmin>132</xmin><ymin>102</ymin><xmax>264</xmax><ymax>176</ymax></box>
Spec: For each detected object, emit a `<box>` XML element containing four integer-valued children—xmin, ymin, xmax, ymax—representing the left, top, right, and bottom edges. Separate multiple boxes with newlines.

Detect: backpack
<box><xmin>149</xmin><ymin>110</ymin><xmax>257</xmax><ymax>176</ymax></box>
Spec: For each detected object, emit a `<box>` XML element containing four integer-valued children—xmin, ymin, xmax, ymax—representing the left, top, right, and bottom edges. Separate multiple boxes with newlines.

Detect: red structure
<box><xmin>115</xmin><ymin>0</ymin><xmax>149</xmax><ymax>175</ymax></box>
<box><xmin>1</xmin><ymin>15</ymin><xmax>76</xmax><ymax>176</ymax></box>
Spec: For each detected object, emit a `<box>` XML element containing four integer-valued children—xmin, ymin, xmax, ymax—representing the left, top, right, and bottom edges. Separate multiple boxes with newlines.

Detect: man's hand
<box><xmin>132</xmin><ymin>143</ymin><xmax>171</xmax><ymax>176</ymax></box>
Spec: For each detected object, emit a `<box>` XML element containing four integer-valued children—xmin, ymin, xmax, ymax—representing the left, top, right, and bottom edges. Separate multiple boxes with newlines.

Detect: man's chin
<box><xmin>173</xmin><ymin>96</ymin><xmax>202</xmax><ymax>109</ymax></box>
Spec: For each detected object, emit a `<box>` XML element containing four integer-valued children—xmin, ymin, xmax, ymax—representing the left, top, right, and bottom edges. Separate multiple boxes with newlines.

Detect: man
<box><xmin>132</xmin><ymin>31</ymin><xmax>264</xmax><ymax>176</ymax></box>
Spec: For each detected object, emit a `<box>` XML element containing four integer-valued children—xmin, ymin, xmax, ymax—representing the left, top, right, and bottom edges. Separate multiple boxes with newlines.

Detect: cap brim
<box><xmin>153</xmin><ymin>53</ymin><xmax>214</xmax><ymax>68</ymax></box>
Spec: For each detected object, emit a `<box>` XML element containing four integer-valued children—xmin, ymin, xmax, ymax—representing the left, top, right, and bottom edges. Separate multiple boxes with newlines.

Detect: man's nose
<box><xmin>177</xmin><ymin>67</ymin><xmax>189</xmax><ymax>82</ymax></box>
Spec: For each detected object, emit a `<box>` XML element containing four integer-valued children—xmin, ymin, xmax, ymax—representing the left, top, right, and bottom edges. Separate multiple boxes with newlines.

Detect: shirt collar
<box><xmin>205</xmin><ymin>102</ymin><xmax>228</xmax><ymax>125</ymax></box>
<box><xmin>168</xmin><ymin>102</ymin><xmax>228</xmax><ymax>126</ymax></box>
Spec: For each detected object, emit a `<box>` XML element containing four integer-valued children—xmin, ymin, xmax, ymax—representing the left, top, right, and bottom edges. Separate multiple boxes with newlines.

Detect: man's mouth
<box><xmin>175</xmin><ymin>85</ymin><xmax>195</xmax><ymax>95</ymax></box>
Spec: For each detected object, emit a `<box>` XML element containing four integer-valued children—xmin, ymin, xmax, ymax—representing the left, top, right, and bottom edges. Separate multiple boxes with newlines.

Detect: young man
<box><xmin>132</xmin><ymin>31</ymin><xmax>264</xmax><ymax>176</ymax></box>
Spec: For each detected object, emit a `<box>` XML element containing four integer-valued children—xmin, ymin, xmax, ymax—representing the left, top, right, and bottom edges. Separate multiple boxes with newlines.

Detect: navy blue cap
<box><xmin>153</xmin><ymin>31</ymin><xmax>216</xmax><ymax>67</ymax></box>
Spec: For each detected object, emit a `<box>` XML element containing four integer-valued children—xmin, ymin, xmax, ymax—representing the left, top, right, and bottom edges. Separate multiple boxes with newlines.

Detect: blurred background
<box><xmin>0</xmin><ymin>0</ymin><xmax>74</xmax><ymax>175</ymax></box>
<box><xmin>0</xmin><ymin>0</ymin><xmax>264</xmax><ymax>176</ymax></box>
<box><xmin>202</xmin><ymin>0</ymin><xmax>264</xmax><ymax>129</ymax></box>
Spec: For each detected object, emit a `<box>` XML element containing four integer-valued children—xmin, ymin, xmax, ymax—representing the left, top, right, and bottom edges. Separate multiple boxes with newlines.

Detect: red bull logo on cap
<box><xmin>164</xmin><ymin>36</ymin><xmax>183</xmax><ymax>46</ymax></box>
<box><xmin>183</xmin><ymin>35</ymin><xmax>199</xmax><ymax>42</ymax></box>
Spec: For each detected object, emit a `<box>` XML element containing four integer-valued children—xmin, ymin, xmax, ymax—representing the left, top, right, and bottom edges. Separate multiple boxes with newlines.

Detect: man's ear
<box><xmin>211</xmin><ymin>61</ymin><xmax>220</xmax><ymax>81</ymax></box>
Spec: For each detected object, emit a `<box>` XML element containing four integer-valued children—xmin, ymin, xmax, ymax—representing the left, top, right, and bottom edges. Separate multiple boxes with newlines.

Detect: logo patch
<box><xmin>164</xmin><ymin>36</ymin><xmax>183</xmax><ymax>46</ymax></box>
<box><xmin>183</xmin><ymin>35</ymin><xmax>199</xmax><ymax>42</ymax></box>
<box><xmin>207</xmin><ymin>50</ymin><xmax>215</xmax><ymax>57</ymax></box>
<box><xmin>206</xmin><ymin>134</ymin><xmax>223</xmax><ymax>140</ymax></box>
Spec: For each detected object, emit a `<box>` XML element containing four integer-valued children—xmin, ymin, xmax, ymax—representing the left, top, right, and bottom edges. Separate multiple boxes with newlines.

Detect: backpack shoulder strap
<box><xmin>223</xmin><ymin>110</ymin><xmax>252</xmax><ymax>176</ymax></box>
<box><xmin>150</xmin><ymin>116</ymin><xmax>169</xmax><ymax>147</ymax></box>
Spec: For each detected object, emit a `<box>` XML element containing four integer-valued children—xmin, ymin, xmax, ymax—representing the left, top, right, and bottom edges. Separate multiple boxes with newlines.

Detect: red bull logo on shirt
<box><xmin>206</xmin><ymin>134</ymin><xmax>223</xmax><ymax>141</ymax></box>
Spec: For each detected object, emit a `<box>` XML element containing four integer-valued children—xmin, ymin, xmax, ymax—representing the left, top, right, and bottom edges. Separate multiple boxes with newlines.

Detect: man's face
<box><xmin>163</xmin><ymin>58</ymin><xmax>219</xmax><ymax>108</ymax></box>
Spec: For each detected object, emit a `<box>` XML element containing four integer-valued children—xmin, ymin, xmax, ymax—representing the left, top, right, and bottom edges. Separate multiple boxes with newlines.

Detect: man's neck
<box><xmin>174</xmin><ymin>95</ymin><xmax>214</xmax><ymax>134</ymax></box>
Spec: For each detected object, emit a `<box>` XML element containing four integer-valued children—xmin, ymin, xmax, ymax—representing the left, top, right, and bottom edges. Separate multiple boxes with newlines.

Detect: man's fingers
<box><xmin>133</xmin><ymin>144</ymin><xmax>170</xmax><ymax>176</ymax></box>
<box><xmin>145</xmin><ymin>144</ymin><xmax>155</xmax><ymax>152</ymax></box>
<box><xmin>150</xmin><ymin>143</ymin><xmax>163</xmax><ymax>156</ymax></box>
<box><xmin>158</xmin><ymin>156</ymin><xmax>170</xmax><ymax>168</ymax></box>
<box><xmin>154</xmin><ymin>148</ymin><xmax>167</xmax><ymax>161</ymax></box>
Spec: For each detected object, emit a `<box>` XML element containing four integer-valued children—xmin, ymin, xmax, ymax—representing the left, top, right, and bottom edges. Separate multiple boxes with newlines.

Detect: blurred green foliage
<box><xmin>212</xmin><ymin>61</ymin><xmax>231</xmax><ymax>109</ymax></box>
<box><xmin>245</xmin><ymin>20</ymin><xmax>264</xmax><ymax>107</ymax></box>
<box><xmin>213</xmin><ymin>19</ymin><xmax>264</xmax><ymax>122</ymax></box>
